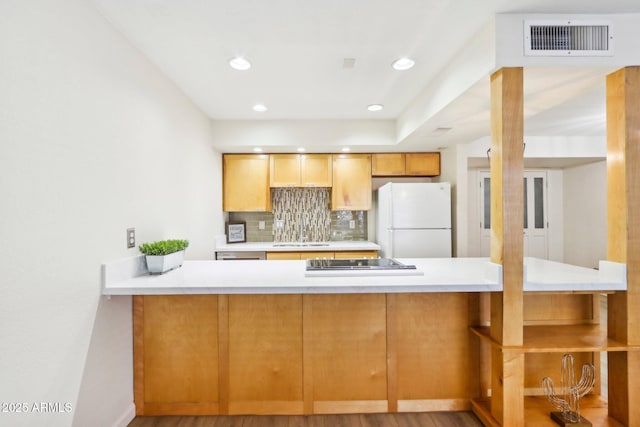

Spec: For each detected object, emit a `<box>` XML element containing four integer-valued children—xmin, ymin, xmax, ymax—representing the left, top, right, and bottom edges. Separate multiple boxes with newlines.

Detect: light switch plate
<box><xmin>349</xmin><ymin>220</ymin><xmax>356</xmax><ymax>229</ymax></box>
<box><xmin>258</xmin><ymin>220</ymin><xmax>266</xmax><ymax>230</ymax></box>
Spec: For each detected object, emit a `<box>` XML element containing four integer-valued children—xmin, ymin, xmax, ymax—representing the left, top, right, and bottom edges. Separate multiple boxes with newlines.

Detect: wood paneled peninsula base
<box><xmin>133</xmin><ymin>292</ymin><xmax>480</xmax><ymax>416</ymax></box>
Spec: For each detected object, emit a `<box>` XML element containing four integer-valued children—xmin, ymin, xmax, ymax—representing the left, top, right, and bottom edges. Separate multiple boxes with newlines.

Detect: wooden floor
<box><xmin>128</xmin><ymin>412</ymin><xmax>485</xmax><ymax>427</ymax></box>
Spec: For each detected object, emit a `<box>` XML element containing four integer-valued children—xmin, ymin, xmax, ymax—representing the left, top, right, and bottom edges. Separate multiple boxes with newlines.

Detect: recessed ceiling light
<box><xmin>392</xmin><ymin>57</ymin><xmax>415</xmax><ymax>71</ymax></box>
<box><xmin>252</xmin><ymin>104</ymin><xmax>268</xmax><ymax>112</ymax></box>
<box><xmin>253</xmin><ymin>147</ymin><xmax>263</xmax><ymax>152</ymax></box>
<box><xmin>341</xmin><ymin>147</ymin><xmax>351</xmax><ymax>152</ymax></box>
<box><xmin>367</xmin><ymin>104</ymin><xmax>384</xmax><ymax>112</ymax></box>
<box><xmin>229</xmin><ymin>57</ymin><xmax>251</xmax><ymax>71</ymax></box>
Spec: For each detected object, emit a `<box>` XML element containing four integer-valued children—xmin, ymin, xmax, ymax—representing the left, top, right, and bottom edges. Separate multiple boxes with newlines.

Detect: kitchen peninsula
<box><xmin>103</xmin><ymin>256</ymin><xmax>627</xmax><ymax>422</ymax></box>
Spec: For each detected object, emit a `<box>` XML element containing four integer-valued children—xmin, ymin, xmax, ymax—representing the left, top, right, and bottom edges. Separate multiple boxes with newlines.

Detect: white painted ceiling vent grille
<box><xmin>524</xmin><ymin>20</ymin><xmax>613</xmax><ymax>57</ymax></box>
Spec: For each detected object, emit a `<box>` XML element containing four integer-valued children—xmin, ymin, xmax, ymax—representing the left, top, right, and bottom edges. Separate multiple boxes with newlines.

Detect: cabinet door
<box><xmin>405</xmin><ymin>153</ymin><xmax>440</xmax><ymax>176</ymax></box>
<box><xmin>371</xmin><ymin>153</ymin><xmax>405</xmax><ymax>176</ymax></box>
<box><xmin>301</xmin><ymin>154</ymin><xmax>332</xmax><ymax>187</ymax></box>
<box><xmin>332</xmin><ymin>154</ymin><xmax>372</xmax><ymax>211</ymax></box>
<box><xmin>267</xmin><ymin>251</ymin><xmax>335</xmax><ymax>260</ymax></box>
<box><xmin>270</xmin><ymin>154</ymin><xmax>301</xmax><ymax>187</ymax></box>
<box><xmin>266</xmin><ymin>252</ymin><xmax>301</xmax><ymax>260</ymax></box>
<box><xmin>223</xmin><ymin>154</ymin><xmax>271</xmax><ymax>211</ymax></box>
<box><xmin>228</xmin><ymin>295</ymin><xmax>303</xmax><ymax>414</ymax></box>
<box><xmin>139</xmin><ymin>295</ymin><xmax>219</xmax><ymax>413</ymax></box>
<box><xmin>301</xmin><ymin>251</ymin><xmax>334</xmax><ymax>260</ymax></box>
<box><xmin>310</xmin><ymin>294</ymin><xmax>387</xmax><ymax>410</ymax></box>
<box><xmin>333</xmin><ymin>250</ymin><xmax>377</xmax><ymax>259</ymax></box>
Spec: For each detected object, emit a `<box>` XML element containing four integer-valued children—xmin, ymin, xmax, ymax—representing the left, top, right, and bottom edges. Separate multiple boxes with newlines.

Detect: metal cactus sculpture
<box><xmin>542</xmin><ymin>353</ymin><xmax>596</xmax><ymax>426</ymax></box>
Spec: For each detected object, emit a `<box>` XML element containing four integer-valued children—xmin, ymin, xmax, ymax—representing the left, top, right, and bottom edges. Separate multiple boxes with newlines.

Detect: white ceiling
<box><xmin>92</xmin><ymin>0</ymin><xmax>640</xmax><ymax>156</ymax></box>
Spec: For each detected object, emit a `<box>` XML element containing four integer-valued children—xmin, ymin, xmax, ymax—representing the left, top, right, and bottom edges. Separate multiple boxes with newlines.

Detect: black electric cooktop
<box><xmin>305</xmin><ymin>258</ymin><xmax>416</xmax><ymax>271</ymax></box>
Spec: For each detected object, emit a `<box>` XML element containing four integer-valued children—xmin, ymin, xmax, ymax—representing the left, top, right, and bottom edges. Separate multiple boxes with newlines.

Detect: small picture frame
<box><xmin>226</xmin><ymin>221</ymin><xmax>246</xmax><ymax>243</ymax></box>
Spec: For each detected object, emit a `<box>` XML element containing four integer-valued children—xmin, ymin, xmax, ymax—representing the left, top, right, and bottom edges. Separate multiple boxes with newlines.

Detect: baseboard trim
<box><xmin>112</xmin><ymin>402</ymin><xmax>135</xmax><ymax>427</ymax></box>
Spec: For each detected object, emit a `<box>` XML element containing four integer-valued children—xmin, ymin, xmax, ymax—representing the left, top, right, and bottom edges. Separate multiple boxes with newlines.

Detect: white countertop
<box><xmin>523</xmin><ymin>257</ymin><xmax>626</xmax><ymax>292</ymax></box>
<box><xmin>215</xmin><ymin>241</ymin><xmax>380</xmax><ymax>252</ymax></box>
<box><xmin>101</xmin><ymin>256</ymin><xmax>626</xmax><ymax>296</ymax></box>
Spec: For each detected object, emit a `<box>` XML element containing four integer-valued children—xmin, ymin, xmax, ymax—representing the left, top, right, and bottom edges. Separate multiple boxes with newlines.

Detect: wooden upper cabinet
<box><xmin>270</xmin><ymin>154</ymin><xmax>300</xmax><ymax>187</ymax></box>
<box><xmin>332</xmin><ymin>154</ymin><xmax>372</xmax><ymax>211</ymax></box>
<box><xmin>270</xmin><ymin>154</ymin><xmax>332</xmax><ymax>187</ymax></box>
<box><xmin>223</xmin><ymin>154</ymin><xmax>271</xmax><ymax>212</ymax></box>
<box><xmin>405</xmin><ymin>152</ymin><xmax>440</xmax><ymax>176</ymax></box>
<box><xmin>371</xmin><ymin>152</ymin><xmax>440</xmax><ymax>177</ymax></box>
<box><xmin>301</xmin><ymin>154</ymin><xmax>332</xmax><ymax>187</ymax></box>
<box><xmin>371</xmin><ymin>153</ymin><xmax>406</xmax><ymax>176</ymax></box>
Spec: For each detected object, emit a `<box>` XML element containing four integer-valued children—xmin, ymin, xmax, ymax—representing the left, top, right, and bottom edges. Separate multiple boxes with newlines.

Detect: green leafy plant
<box><xmin>139</xmin><ymin>239</ymin><xmax>189</xmax><ymax>256</ymax></box>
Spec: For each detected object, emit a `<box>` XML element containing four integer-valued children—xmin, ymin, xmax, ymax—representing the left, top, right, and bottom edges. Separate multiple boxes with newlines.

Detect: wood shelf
<box><xmin>472</xmin><ymin>396</ymin><xmax>625</xmax><ymax>427</ymax></box>
<box><xmin>471</xmin><ymin>325</ymin><xmax>637</xmax><ymax>353</ymax></box>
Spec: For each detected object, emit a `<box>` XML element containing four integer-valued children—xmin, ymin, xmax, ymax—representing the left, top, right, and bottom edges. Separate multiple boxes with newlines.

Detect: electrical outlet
<box><xmin>349</xmin><ymin>220</ymin><xmax>356</xmax><ymax>229</ymax></box>
<box><xmin>276</xmin><ymin>220</ymin><xmax>284</xmax><ymax>229</ymax></box>
<box><xmin>127</xmin><ymin>228</ymin><xmax>135</xmax><ymax>248</ymax></box>
<box><xmin>258</xmin><ymin>220</ymin><xmax>266</xmax><ymax>230</ymax></box>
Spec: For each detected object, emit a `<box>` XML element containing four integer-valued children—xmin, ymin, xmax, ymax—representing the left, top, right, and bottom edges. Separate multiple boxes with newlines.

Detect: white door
<box><xmin>479</xmin><ymin>171</ymin><xmax>548</xmax><ymax>259</ymax></box>
<box><xmin>479</xmin><ymin>173</ymin><xmax>492</xmax><ymax>257</ymax></box>
<box><xmin>523</xmin><ymin>172</ymin><xmax>548</xmax><ymax>259</ymax></box>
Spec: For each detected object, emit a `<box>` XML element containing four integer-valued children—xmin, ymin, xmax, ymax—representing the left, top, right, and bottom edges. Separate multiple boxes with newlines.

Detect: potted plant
<box><xmin>139</xmin><ymin>239</ymin><xmax>189</xmax><ymax>274</ymax></box>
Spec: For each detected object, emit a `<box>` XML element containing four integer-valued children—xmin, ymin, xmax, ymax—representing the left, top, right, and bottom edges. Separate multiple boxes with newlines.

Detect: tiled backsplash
<box><xmin>228</xmin><ymin>188</ymin><xmax>367</xmax><ymax>242</ymax></box>
<box><xmin>330</xmin><ymin>210</ymin><xmax>367</xmax><ymax>241</ymax></box>
<box><xmin>271</xmin><ymin>188</ymin><xmax>332</xmax><ymax>242</ymax></box>
<box><xmin>228</xmin><ymin>211</ymin><xmax>274</xmax><ymax>242</ymax></box>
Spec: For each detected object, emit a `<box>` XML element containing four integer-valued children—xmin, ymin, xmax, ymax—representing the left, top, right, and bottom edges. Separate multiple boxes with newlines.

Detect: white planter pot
<box><xmin>145</xmin><ymin>250</ymin><xmax>185</xmax><ymax>274</ymax></box>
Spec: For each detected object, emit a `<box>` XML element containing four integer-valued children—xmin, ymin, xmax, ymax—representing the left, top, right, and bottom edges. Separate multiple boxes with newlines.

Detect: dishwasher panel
<box><xmin>216</xmin><ymin>251</ymin><xmax>266</xmax><ymax>260</ymax></box>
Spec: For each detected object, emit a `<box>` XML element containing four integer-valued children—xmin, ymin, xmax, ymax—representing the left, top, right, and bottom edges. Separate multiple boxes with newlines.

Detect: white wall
<box><xmin>0</xmin><ymin>1</ymin><xmax>223</xmax><ymax>426</ymax></box>
<box><xmin>546</xmin><ymin>169</ymin><xmax>564</xmax><ymax>262</ymax></box>
<box><xmin>211</xmin><ymin>119</ymin><xmax>396</xmax><ymax>153</ymax></box>
<box><xmin>563</xmin><ymin>161</ymin><xmax>607</xmax><ymax>268</ymax></box>
<box><xmin>465</xmin><ymin>168</ymin><xmax>481</xmax><ymax>257</ymax></box>
<box><xmin>436</xmin><ymin>146</ymin><xmax>459</xmax><ymax>256</ymax></box>
<box><xmin>397</xmin><ymin>19</ymin><xmax>496</xmax><ymax>144</ymax></box>
<box><xmin>467</xmin><ymin>135</ymin><xmax>607</xmax><ymax>159</ymax></box>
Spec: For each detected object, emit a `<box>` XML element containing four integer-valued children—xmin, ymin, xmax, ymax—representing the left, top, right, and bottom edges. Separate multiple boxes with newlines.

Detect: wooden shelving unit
<box><xmin>476</xmin><ymin>66</ymin><xmax>640</xmax><ymax>426</ymax></box>
<box><xmin>472</xmin><ymin>397</ymin><xmax>625</xmax><ymax>427</ymax></box>
<box><xmin>471</xmin><ymin>325</ymin><xmax>635</xmax><ymax>353</ymax></box>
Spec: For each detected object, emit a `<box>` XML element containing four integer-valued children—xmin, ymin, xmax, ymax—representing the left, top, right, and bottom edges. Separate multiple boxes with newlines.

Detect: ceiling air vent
<box><xmin>524</xmin><ymin>20</ymin><xmax>613</xmax><ymax>57</ymax></box>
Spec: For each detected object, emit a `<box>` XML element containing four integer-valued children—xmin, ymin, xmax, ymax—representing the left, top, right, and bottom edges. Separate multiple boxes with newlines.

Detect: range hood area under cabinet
<box><xmin>270</xmin><ymin>154</ymin><xmax>332</xmax><ymax>187</ymax></box>
<box><xmin>269</xmin><ymin>153</ymin><xmax>372</xmax><ymax>211</ymax></box>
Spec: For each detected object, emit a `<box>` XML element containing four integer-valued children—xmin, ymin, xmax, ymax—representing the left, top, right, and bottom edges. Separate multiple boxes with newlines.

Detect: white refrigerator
<box><xmin>376</xmin><ymin>182</ymin><xmax>452</xmax><ymax>258</ymax></box>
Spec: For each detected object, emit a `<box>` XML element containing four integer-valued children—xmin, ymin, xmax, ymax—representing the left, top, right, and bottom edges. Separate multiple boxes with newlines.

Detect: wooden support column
<box><xmin>489</xmin><ymin>67</ymin><xmax>525</xmax><ymax>426</ymax></box>
<box><xmin>606</xmin><ymin>66</ymin><xmax>640</xmax><ymax>426</ymax></box>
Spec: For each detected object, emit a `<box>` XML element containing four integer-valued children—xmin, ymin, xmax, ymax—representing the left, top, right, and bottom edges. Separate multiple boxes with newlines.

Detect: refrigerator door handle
<box><xmin>387</xmin><ymin>228</ymin><xmax>394</xmax><ymax>258</ymax></box>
